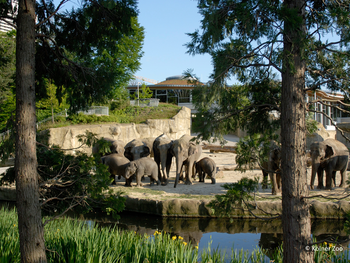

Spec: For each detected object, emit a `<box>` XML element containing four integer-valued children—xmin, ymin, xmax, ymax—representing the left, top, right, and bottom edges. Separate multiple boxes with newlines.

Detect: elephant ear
<box><xmin>141</xmin><ymin>146</ymin><xmax>151</xmax><ymax>157</ymax></box>
<box><xmin>124</xmin><ymin>147</ymin><xmax>133</xmax><ymax>161</ymax></box>
<box><xmin>325</xmin><ymin>145</ymin><xmax>334</xmax><ymax>159</ymax></box>
<box><xmin>130</xmin><ymin>162</ymin><xmax>138</xmax><ymax>173</ymax></box>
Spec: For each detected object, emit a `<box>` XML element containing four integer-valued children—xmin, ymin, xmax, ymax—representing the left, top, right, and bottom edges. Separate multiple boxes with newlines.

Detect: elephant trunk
<box><xmin>159</xmin><ymin>149</ymin><xmax>168</xmax><ymax>184</ymax></box>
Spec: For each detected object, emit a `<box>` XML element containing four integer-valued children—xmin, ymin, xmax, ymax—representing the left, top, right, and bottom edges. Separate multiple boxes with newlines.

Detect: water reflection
<box><xmin>78</xmin><ymin>211</ymin><xmax>350</xmax><ymax>255</ymax></box>
<box><xmin>2</xmin><ymin>201</ymin><xmax>349</xmax><ymax>259</ymax></box>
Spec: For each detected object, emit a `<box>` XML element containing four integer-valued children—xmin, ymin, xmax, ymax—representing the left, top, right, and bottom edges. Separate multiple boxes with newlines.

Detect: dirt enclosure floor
<box><xmin>111</xmin><ymin>148</ymin><xmax>350</xmax><ymax>202</ymax></box>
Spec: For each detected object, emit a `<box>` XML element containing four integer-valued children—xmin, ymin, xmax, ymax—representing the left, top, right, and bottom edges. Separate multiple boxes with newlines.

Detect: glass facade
<box><xmin>129</xmin><ymin>88</ymin><xmax>192</xmax><ymax>105</ymax></box>
<box><xmin>306</xmin><ymin>92</ymin><xmax>344</xmax><ymax>128</ymax></box>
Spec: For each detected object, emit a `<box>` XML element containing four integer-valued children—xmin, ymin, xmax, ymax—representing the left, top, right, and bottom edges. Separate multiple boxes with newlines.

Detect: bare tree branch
<box><xmin>36</xmin><ymin>0</ymin><xmax>69</xmax><ymax>28</ymax></box>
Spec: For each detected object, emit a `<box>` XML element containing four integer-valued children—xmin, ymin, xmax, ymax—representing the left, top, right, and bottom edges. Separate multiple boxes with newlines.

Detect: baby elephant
<box><xmin>101</xmin><ymin>154</ymin><xmax>132</xmax><ymax>186</ymax></box>
<box><xmin>194</xmin><ymin>157</ymin><xmax>217</xmax><ymax>184</ymax></box>
<box><xmin>101</xmin><ymin>153</ymin><xmax>132</xmax><ymax>186</ymax></box>
<box><xmin>124</xmin><ymin>157</ymin><xmax>160</xmax><ymax>187</ymax></box>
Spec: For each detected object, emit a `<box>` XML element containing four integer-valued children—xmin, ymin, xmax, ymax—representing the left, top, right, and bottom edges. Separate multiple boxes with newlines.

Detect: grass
<box><xmin>1</xmin><ymin>207</ymin><xmax>349</xmax><ymax>263</ymax></box>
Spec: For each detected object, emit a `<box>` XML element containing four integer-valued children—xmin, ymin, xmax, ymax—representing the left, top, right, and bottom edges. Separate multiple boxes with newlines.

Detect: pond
<box><xmin>79</xmin><ymin>210</ymin><xmax>350</xmax><ymax>260</ymax></box>
<box><xmin>2</xmin><ymin>201</ymin><xmax>349</xmax><ymax>261</ymax></box>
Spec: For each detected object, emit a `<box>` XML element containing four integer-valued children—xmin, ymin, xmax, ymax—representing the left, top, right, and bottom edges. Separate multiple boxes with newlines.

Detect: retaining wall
<box><xmin>43</xmin><ymin>106</ymin><xmax>191</xmax><ymax>155</ymax></box>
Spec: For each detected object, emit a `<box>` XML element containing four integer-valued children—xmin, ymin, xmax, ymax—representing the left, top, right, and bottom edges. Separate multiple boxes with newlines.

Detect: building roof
<box><xmin>306</xmin><ymin>90</ymin><xmax>344</xmax><ymax>102</ymax></box>
<box><xmin>128</xmin><ymin>75</ymin><xmax>201</xmax><ymax>90</ymax></box>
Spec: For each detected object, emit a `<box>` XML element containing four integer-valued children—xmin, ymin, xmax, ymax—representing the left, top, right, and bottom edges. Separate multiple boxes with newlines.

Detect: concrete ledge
<box><xmin>123</xmin><ymin>195</ymin><xmax>350</xmax><ymax>219</ymax></box>
<box><xmin>3</xmin><ymin>185</ymin><xmax>350</xmax><ymax>219</ymax></box>
<box><xmin>0</xmin><ymin>186</ymin><xmax>16</xmax><ymax>202</ymax></box>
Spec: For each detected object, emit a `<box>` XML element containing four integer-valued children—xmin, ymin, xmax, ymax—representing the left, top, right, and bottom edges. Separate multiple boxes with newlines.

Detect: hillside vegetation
<box><xmin>37</xmin><ymin>103</ymin><xmax>181</xmax><ymax>131</ymax></box>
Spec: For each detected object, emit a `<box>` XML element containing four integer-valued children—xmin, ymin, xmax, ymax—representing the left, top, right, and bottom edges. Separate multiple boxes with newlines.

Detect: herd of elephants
<box><xmin>94</xmin><ymin>134</ymin><xmax>215</xmax><ymax>189</ymax></box>
<box><xmin>92</xmin><ymin>133</ymin><xmax>349</xmax><ymax>195</ymax></box>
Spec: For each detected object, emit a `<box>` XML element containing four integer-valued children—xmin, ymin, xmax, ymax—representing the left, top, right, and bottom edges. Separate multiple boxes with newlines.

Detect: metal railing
<box><xmin>129</xmin><ymin>98</ymin><xmax>159</xmax><ymax>107</ymax></box>
<box><xmin>78</xmin><ymin>106</ymin><xmax>109</xmax><ymax>116</ymax></box>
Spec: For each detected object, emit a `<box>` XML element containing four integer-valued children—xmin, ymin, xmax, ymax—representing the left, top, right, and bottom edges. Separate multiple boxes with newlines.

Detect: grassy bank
<box><xmin>0</xmin><ymin>207</ymin><xmax>348</xmax><ymax>262</ymax></box>
<box><xmin>37</xmin><ymin>103</ymin><xmax>181</xmax><ymax>131</ymax></box>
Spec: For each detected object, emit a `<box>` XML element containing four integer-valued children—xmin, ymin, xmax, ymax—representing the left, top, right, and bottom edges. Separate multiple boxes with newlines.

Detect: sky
<box><xmin>56</xmin><ymin>0</ymin><xmax>226</xmax><ymax>84</ymax></box>
<box><xmin>134</xmin><ymin>0</ymin><xmax>214</xmax><ymax>84</ymax></box>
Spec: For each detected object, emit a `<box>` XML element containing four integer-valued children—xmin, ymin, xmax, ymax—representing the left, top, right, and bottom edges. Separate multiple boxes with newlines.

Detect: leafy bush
<box><xmin>68</xmin><ymin>113</ymin><xmax>120</xmax><ymax>125</ymax></box>
<box><xmin>0</xmin><ymin>131</ymin><xmax>125</xmax><ymax>218</ymax></box>
<box><xmin>110</xmin><ymin>99</ymin><xmax>130</xmax><ymax>111</ymax></box>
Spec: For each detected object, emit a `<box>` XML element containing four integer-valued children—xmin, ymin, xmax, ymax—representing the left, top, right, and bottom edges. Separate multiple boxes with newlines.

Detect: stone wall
<box><xmin>45</xmin><ymin>106</ymin><xmax>191</xmax><ymax>155</ymax></box>
<box><xmin>336</xmin><ymin>123</ymin><xmax>350</xmax><ymax>149</ymax></box>
<box><xmin>306</xmin><ymin>122</ymin><xmax>333</xmax><ymax>150</ymax></box>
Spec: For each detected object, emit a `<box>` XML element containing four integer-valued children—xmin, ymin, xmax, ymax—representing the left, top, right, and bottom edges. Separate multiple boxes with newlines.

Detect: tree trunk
<box><xmin>281</xmin><ymin>0</ymin><xmax>313</xmax><ymax>262</ymax></box>
<box><xmin>16</xmin><ymin>0</ymin><xmax>47</xmax><ymax>262</ymax></box>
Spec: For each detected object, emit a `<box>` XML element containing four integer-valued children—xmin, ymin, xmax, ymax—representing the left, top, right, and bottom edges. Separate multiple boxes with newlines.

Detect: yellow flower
<box><xmin>172</xmin><ymin>236</ymin><xmax>177</xmax><ymax>240</ymax></box>
<box><xmin>329</xmin><ymin>243</ymin><xmax>333</xmax><ymax>248</ymax></box>
<box><xmin>323</xmin><ymin>242</ymin><xmax>327</xmax><ymax>246</ymax></box>
<box><xmin>183</xmin><ymin>242</ymin><xmax>187</xmax><ymax>245</ymax></box>
<box><xmin>178</xmin><ymin>236</ymin><xmax>183</xmax><ymax>240</ymax></box>
<box><xmin>195</xmin><ymin>246</ymin><xmax>199</xmax><ymax>249</ymax></box>
<box><xmin>13</xmin><ymin>224</ymin><xmax>16</xmax><ymax>227</ymax></box>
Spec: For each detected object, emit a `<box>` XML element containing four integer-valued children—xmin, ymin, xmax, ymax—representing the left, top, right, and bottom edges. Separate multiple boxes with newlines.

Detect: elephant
<box><xmin>141</xmin><ymin>137</ymin><xmax>156</xmax><ymax>157</ymax></box>
<box><xmin>193</xmin><ymin>157</ymin><xmax>217</xmax><ymax>184</ymax></box>
<box><xmin>260</xmin><ymin>141</ymin><xmax>281</xmax><ymax>195</ymax></box>
<box><xmin>153</xmin><ymin>134</ymin><xmax>173</xmax><ymax>185</ymax></box>
<box><xmin>171</xmin><ymin>134</ymin><xmax>202</xmax><ymax>188</ymax></box>
<box><xmin>124</xmin><ymin>157</ymin><xmax>160</xmax><ymax>187</ymax></box>
<box><xmin>310</xmin><ymin>138</ymin><xmax>349</xmax><ymax>190</ymax></box>
<box><xmin>124</xmin><ymin>138</ymin><xmax>154</xmax><ymax>161</ymax></box>
<box><xmin>92</xmin><ymin>138</ymin><xmax>125</xmax><ymax>156</ymax></box>
<box><xmin>101</xmin><ymin>153</ymin><xmax>131</xmax><ymax>186</ymax></box>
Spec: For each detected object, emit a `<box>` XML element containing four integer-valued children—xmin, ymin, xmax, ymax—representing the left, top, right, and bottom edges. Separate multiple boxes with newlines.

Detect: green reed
<box><xmin>0</xmin><ymin>207</ymin><xmax>349</xmax><ymax>263</ymax></box>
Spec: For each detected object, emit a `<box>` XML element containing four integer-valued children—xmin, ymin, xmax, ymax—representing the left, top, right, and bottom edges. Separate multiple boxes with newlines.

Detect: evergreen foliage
<box><xmin>186</xmin><ymin>0</ymin><xmax>350</xmax><ymax>142</ymax></box>
<box><xmin>187</xmin><ymin>0</ymin><xmax>350</xmax><ymax>261</ymax></box>
<box><xmin>0</xmin><ymin>31</ymin><xmax>16</xmax><ymax>132</ymax></box>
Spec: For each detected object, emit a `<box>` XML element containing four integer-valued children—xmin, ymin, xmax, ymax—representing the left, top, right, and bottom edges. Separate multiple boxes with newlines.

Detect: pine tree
<box><xmin>187</xmin><ymin>0</ymin><xmax>350</xmax><ymax>261</ymax></box>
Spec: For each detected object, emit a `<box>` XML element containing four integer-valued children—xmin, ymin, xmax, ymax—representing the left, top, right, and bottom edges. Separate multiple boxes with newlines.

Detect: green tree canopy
<box><xmin>187</xmin><ymin>0</ymin><xmax>350</xmax><ymax>262</ymax></box>
<box><xmin>0</xmin><ymin>31</ymin><xmax>16</xmax><ymax>132</ymax></box>
<box><xmin>187</xmin><ymin>0</ymin><xmax>350</xmax><ymax>141</ymax></box>
<box><xmin>0</xmin><ymin>31</ymin><xmax>15</xmax><ymax>102</ymax></box>
<box><xmin>33</xmin><ymin>0</ymin><xmax>144</xmax><ymax>111</ymax></box>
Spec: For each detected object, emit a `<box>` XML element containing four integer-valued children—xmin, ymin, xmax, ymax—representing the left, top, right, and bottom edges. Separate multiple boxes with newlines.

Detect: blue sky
<box><xmin>58</xmin><ymin>0</ymin><xmax>215</xmax><ymax>84</ymax></box>
<box><xmin>134</xmin><ymin>0</ymin><xmax>214</xmax><ymax>84</ymax></box>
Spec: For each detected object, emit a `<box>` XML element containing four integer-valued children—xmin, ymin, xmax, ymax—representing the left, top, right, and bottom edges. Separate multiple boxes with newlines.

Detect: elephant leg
<box><xmin>179</xmin><ymin>164</ymin><xmax>185</xmax><ymax>182</ymax></box>
<box><xmin>339</xmin><ymin>169</ymin><xmax>346</xmax><ymax>188</ymax></box>
<box><xmin>166</xmin><ymin>154</ymin><xmax>172</xmax><ymax>179</ymax></box>
<box><xmin>198</xmin><ymin>172</ymin><xmax>203</xmax><ymax>182</ymax></box>
<box><xmin>325</xmin><ymin>170</ymin><xmax>333</xmax><ymax>190</ymax></box>
<box><xmin>317</xmin><ymin>167</ymin><xmax>324</xmax><ymax>189</ymax></box>
<box><xmin>135</xmin><ymin>173</ymin><xmax>143</xmax><ymax>187</ymax></box>
<box><xmin>161</xmin><ymin>168</ymin><xmax>168</xmax><ymax>185</ymax></box>
<box><xmin>276</xmin><ymin>172</ymin><xmax>281</xmax><ymax>191</ymax></box>
<box><xmin>209</xmin><ymin>172</ymin><xmax>216</xmax><ymax>184</ymax></box>
<box><xmin>262</xmin><ymin>171</ymin><xmax>268</xmax><ymax>189</ymax></box>
<box><xmin>125</xmin><ymin>177</ymin><xmax>132</xmax><ymax>187</ymax></box>
<box><xmin>331</xmin><ymin>171</ymin><xmax>336</xmax><ymax>188</ymax></box>
<box><xmin>184</xmin><ymin>167</ymin><xmax>193</xmax><ymax>185</ymax></box>
<box><xmin>152</xmin><ymin>172</ymin><xmax>161</xmax><ymax>186</ymax></box>
<box><xmin>269</xmin><ymin>173</ymin><xmax>279</xmax><ymax>195</ymax></box>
